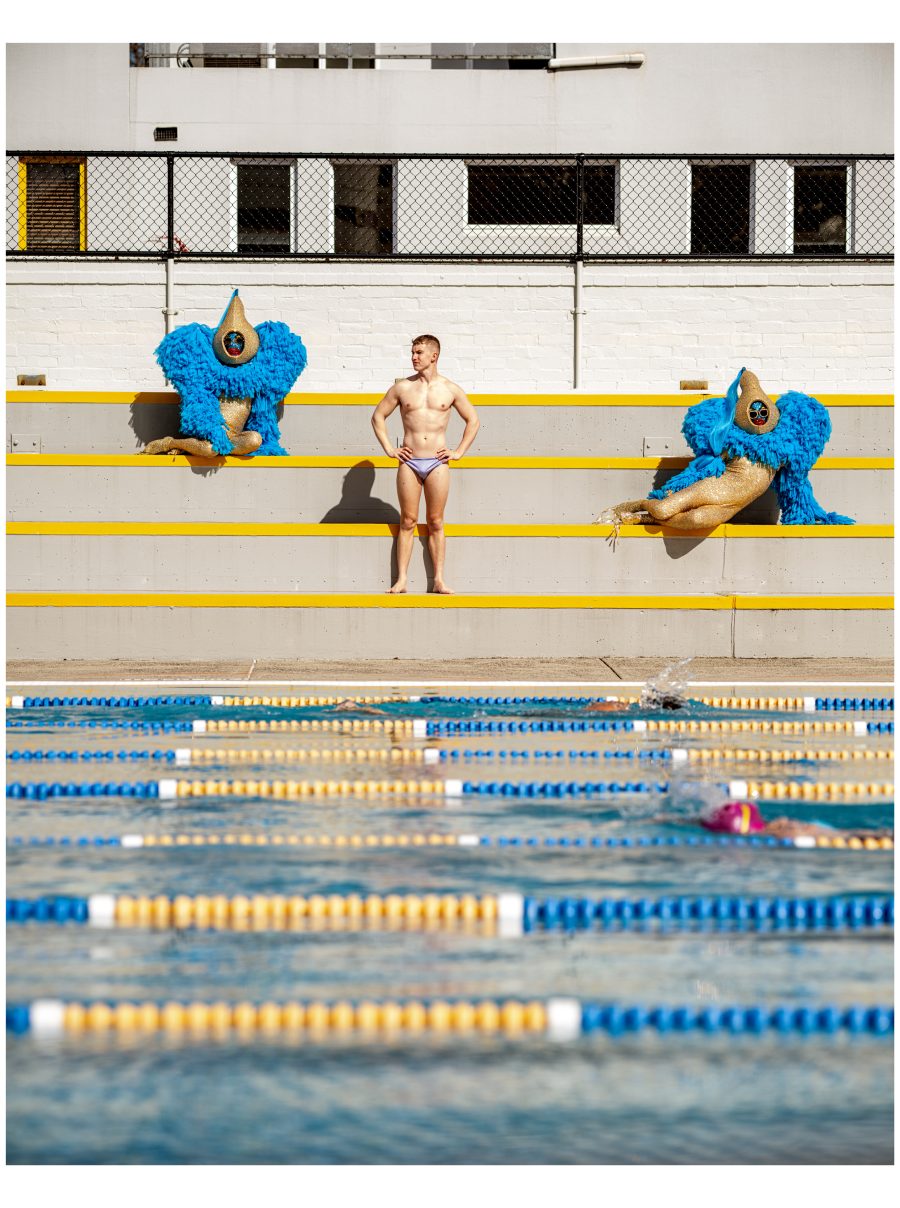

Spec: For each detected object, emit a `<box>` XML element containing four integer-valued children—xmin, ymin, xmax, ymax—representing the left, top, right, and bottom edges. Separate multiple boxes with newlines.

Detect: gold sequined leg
<box><xmin>143</xmin><ymin>435</ymin><xmax>218</xmax><ymax>457</ymax></box>
<box><xmin>656</xmin><ymin>503</ymin><xmax>738</xmax><ymax>531</ymax></box>
<box><xmin>228</xmin><ymin>430</ymin><xmax>263</xmax><ymax>455</ymax></box>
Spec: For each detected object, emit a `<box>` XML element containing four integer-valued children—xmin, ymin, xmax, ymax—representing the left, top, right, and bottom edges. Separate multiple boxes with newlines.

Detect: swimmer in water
<box><xmin>586</xmin><ymin>694</ymin><xmax>685</xmax><ymax>712</ymax></box>
<box><xmin>333</xmin><ymin>700</ymin><xmax>387</xmax><ymax>715</ymax></box>
<box><xmin>698</xmin><ymin>800</ymin><xmax>892</xmax><ymax>841</ymax></box>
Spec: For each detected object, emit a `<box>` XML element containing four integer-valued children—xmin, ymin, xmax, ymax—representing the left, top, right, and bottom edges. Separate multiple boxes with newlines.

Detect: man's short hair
<box><xmin>412</xmin><ymin>334</ymin><xmax>441</xmax><ymax>356</ymax></box>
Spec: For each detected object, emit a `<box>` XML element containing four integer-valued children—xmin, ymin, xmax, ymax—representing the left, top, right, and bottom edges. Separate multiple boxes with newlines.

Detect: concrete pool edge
<box><xmin>5</xmin><ymin>656</ymin><xmax>894</xmax><ymax>685</ymax></box>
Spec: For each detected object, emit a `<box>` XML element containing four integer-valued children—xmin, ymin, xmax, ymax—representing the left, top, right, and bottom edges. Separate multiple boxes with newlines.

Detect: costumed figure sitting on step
<box><xmin>143</xmin><ymin>290</ymin><xmax>307</xmax><ymax>457</ymax></box>
<box><xmin>595</xmin><ymin>368</ymin><xmax>853</xmax><ymax>531</ymax></box>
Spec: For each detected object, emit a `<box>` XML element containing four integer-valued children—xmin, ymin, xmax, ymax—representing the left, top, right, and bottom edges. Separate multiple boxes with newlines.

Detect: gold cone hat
<box><xmin>212</xmin><ymin>291</ymin><xmax>260</xmax><ymax>366</ymax></box>
<box><xmin>734</xmin><ymin>369</ymin><xmax>779</xmax><ymax>435</ymax></box>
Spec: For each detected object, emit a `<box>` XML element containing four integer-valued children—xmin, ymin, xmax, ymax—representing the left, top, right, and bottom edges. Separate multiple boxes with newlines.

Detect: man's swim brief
<box><xmin>404</xmin><ymin>457</ymin><xmax>444</xmax><ymax>483</ymax></box>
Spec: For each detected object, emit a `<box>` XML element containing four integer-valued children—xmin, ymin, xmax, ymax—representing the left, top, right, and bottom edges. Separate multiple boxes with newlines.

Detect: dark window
<box><xmin>22</xmin><ymin>159</ymin><xmax>83</xmax><ymax>251</ymax></box>
<box><xmin>333</xmin><ymin>163</ymin><xmax>394</xmax><ymax>254</ymax></box>
<box><xmin>236</xmin><ymin>164</ymin><xmax>291</xmax><ymax>253</ymax></box>
<box><xmin>275</xmin><ymin>43</ymin><xmax>319</xmax><ymax>68</ymax></box>
<box><xmin>432</xmin><ymin>43</ymin><xmax>551</xmax><ymax>69</ymax></box>
<box><xmin>325</xmin><ymin>44</ymin><xmax>375</xmax><ymax>68</ymax></box>
<box><xmin>129</xmin><ymin>43</ymin><xmax>148</xmax><ymax>67</ymax></box>
<box><xmin>794</xmin><ymin>166</ymin><xmax>847</xmax><ymax>254</ymax></box>
<box><xmin>691</xmin><ymin>163</ymin><xmax>751</xmax><ymax>254</ymax></box>
<box><xmin>467</xmin><ymin>164</ymin><xmax>615</xmax><ymax>225</ymax></box>
<box><xmin>202</xmin><ymin>43</ymin><xmax>263</xmax><ymax>67</ymax></box>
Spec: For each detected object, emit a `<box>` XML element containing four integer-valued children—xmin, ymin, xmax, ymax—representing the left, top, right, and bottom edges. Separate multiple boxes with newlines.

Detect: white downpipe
<box><xmin>572</xmin><ymin>259</ymin><xmax>585</xmax><ymax>390</ymax></box>
<box><xmin>548</xmin><ymin>54</ymin><xmax>644</xmax><ymax>72</ymax></box>
<box><xmin>164</xmin><ymin>257</ymin><xmax>178</xmax><ymax>335</ymax></box>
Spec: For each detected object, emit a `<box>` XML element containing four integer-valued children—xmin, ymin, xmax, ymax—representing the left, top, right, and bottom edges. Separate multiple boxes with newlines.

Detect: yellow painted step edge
<box><xmin>6</xmin><ymin>454</ymin><xmax>892</xmax><ymax>470</ymax></box>
<box><xmin>6</xmin><ymin>522</ymin><xmax>892</xmax><ymax>539</ymax></box>
<box><xmin>6</xmin><ymin>593</ymin><xmax>893</xmax><ymax>610</ymax></box>
<box><xmin>7</xmin><ymin>391</ymin><xmax>894</xmax><ymax>408</ymax></box>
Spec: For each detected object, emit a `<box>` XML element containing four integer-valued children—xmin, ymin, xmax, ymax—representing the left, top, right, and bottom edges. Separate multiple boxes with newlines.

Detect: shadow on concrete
<box><xmin>321</xmin><ymin>461</ymin><xmax>401</xmax><ymax>524</ymax></box>
<box><xmin>321</xmin><ymin>460</ymin><xmax>402</xmax><ymax>585</ymax></box>
<box><xmin>128</xmin><ymin>397</ymin><xmax>181</xmax><ymax>448</ymax></box>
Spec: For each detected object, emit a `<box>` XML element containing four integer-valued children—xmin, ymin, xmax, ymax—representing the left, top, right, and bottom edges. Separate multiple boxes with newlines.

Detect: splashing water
<box><xmin>639</xmin><ymin>656</ymin><xmax>695</xmax><ymax>711</ymax></box>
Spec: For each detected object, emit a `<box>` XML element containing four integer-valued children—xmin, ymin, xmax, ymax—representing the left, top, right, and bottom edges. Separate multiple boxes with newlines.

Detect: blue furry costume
<box><xmin>155</xmin><ymin>296</ymin><xmax>307</xmax><ymax>456</ymax></box>
<box><xmin>648</xmin><ymin>369</ymin><xmax>853</xmax><ymax>525</ymax></box>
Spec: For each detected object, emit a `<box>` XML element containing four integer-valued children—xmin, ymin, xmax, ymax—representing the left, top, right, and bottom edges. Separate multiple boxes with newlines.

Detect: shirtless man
<box><xmin>371</xmin><ymin>335</ymin><xmax>480</xmax><ymax>594</ymax></box>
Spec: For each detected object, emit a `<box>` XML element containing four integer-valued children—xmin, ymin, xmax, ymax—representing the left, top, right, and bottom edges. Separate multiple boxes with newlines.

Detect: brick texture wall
<box><xmin>6</xmin><ymin>261</ymin><xmax>893</xmax><ymax>393</ymax></box>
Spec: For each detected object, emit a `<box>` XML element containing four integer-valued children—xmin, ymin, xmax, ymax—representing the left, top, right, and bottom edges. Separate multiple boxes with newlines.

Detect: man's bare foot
<box><xmin>432</xmin><ymin>581</ymin><xmax>454</xmax><ymax>595</ymax></box>
<box><xmin>386</xmin><ymin>582</ymin><xmax>407</xmax><ymax>594</ymax></box>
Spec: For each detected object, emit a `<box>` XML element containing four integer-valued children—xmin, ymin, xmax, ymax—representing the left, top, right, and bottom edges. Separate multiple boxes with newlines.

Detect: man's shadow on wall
<box><xmin>321</xmin><ymin>460</ymin><xmax>433</xmax><ymax>587</ymax></box>
<box><xmin>647</xmin><ymin>465</ymin><xmax>780</xmax><ymax>559</ymax></box>
<box><xmin>128</xmin><ymin>396</ymin><xmax>286</xmax><ymax>478</ymax></box>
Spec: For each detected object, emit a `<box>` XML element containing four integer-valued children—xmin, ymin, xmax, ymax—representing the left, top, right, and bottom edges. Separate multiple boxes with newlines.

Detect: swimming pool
<box><xmin>6</xmin><ymin>684</ymin><xmax>894</xmax><ymax>1164</ymax></box>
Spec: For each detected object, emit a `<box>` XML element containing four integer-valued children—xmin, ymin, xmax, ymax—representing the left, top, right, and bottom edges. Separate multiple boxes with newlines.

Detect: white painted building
<box><xmin>6</xmin><ymin>42</ymin><xmax>894</xmax><ymax>393</ymax></box>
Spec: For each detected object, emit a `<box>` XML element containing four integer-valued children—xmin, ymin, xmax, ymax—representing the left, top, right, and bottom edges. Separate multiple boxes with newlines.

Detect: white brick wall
<box><xmin>6</xmin><ymin>260</ymin><xmax>893</xmax><ymax>393</ymax></box>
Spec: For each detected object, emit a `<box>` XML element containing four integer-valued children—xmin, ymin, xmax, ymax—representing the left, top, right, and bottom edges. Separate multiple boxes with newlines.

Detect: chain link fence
<box><xmin>7</xmin><ymin>152</ymin><xmax>893</xmax><ymax>261</ymax></box>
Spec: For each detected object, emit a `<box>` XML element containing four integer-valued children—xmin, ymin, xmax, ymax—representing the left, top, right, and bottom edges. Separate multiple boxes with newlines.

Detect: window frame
<box><xmin>689</xmin><ymin>158</ymin><xmax>755</xmax><ymax>256</ymax></box>
<box><xmin>229</xmin><ymin>157</ymin><xmax>297</xmax><ymax>254</ymax></box>
<box><xmin>462</xmin><ymin>158</ymin><xmax>620</xmax><ymax>236</ymax></box>
<box><xmin>18</xmin><ymin>154</ymin><xmax>87</xmax><ymax>252</ymax></box>
<box><xmin>789</xmin><ymin>159</ymin><xmax>852</xmax><ymax>256</ymax></box>
<box><xmin>329</xmin><ymin>158</ymin><xmax>398</xmax><ymax>256</ymax></box>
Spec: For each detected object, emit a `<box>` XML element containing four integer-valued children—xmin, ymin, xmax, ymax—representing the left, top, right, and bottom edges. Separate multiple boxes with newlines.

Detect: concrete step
<box><xmin>7</xmin><ymin>458</ymin><xmax>890</xmax><ymax>525</ymax></box>
<box><xmin>6</xmin><ymin>526</ymin><xmax>892</xmax><ymax>595</ymax></box>
<box><xmin>6</xmin><ymin>594</ymin><xmax>893</xmax><ymax>660</ymax></box>
<box><xmin>6</xmin><ymin>391</ymin><xmax>894</xmax><ymax>457</ymax></box>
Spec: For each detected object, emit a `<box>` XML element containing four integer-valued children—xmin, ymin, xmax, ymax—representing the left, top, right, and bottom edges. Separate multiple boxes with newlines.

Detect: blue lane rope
<box><xmin>7</xmin><ymin>781</ymin><xmax>160</xmax><ymax>800</ymax></box>
<box><xmin>5</xmin><ymin>998</ymin><xmax>893</xmax><ymax>1037</ymax></box>
<box><xmin>7</xmin><ymin>694</ymin><xmax>893</xmax><ymax>711</ymax></box>
<box><xmin>7</xmin><ymin>720</ymin><xmax>196</xmax><ymax>733</ymax></box>
<box><xmin>7</xmin><ymin>892</ymin><xmax>893</xmax><ymax>931</ymax></box>
<box><xmin>7</xmin><ymin>747</ymin><xmax>674</xmax><ymax>764</ymax></box>
<box><xmin>10</xmin><ymin>832</ymin><xmax>891</xmax><ymax>851</ymax></box>
<box><xmin>7</xmin><ymin>716</ymin><xmax>896</xmax><ymax>735</ymax></box>
<box><xmin>5</xmin><ymin>778</ymin><xmax>683</xmax><ymax>800</ymax></box>
<box><xmin>422</xmin><ymin>695</ymin><xmax>894</xmax><ymax>712</ymax></box>
<box><xmin>8</xmin><ymin>696</ymin><xmax>215</xmax><ymax>708</ymax></box>
<box><xmin>426</xmin><ymin>719</ymin><xmax>896</xmax><ymax>736</ymax></box>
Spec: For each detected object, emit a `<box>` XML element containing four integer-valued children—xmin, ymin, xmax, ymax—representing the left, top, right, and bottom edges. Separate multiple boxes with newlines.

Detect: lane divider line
<box><xmin>7</xmin><ymin>777</ymin><xmax>892</xmax><ymax>802</ymax></box>
<box><xmin>8</xmin><ymin>998</ymin><xmax>893</xmax><ymax>1038</ymax></box>
<box><xmin>8</xmin><ymin>832</ymin><xmax>892</xmax><ymax>852</ymax></box>
<box><xmin>6</xmin><ymin>892</ymin><xmax>893</xmax><ymax>933</ymax></box>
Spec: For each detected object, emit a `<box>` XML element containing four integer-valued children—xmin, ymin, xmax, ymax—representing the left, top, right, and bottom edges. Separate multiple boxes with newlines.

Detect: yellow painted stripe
<box><xmin>6</xmin><ymin>454</ymin><xmax>891</xmax><ymax>470</ymax></box>
<box><xmin>6</xmin><ymin>593</ymin><xmax>892</xmax><ymax>610</ymax></box>
<box><xmin>6</xmin><ymin>391</ymin><xmax>894</xmax><ymax>408</ymax></box>
<box><xmin>6</xmin><ymin>522</ymin><xmax>892</xmax><ymax>539</ymax></box>
<box><xmin>17</xmin><ymin>163</ymin><xmax>27</xmax><ymax>251</ymax></box>
<box><xmin>79</xmin><ymin>161</ymin><xmax>87</xmax><ymax>252</ymax></box>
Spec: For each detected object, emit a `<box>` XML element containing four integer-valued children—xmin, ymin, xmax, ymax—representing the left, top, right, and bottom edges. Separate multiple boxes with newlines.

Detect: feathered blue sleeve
<box><xmin>648</xmin><ymin>396</ymin><xmax>729</xmax><ymax>499</ymax></box>
<box><xmin>246</xmin><ymin>322</ymin><xmax>308</xmax><ymax>455</ymax></box>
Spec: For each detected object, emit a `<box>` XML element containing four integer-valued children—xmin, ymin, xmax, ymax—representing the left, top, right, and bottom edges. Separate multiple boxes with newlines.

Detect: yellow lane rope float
<box><xmin>675</xmin><ymin>748</ymin><xmax>893</xmax><ymax>763</ymax></box>
<box><xmin>108</xmin><ymin>892</ymin><xmax>501</xmax><ymax>930</ymax></box>
<box><xmin>735</xmin><ymin>780</ymin><xmax>894</xmax><ymax>802</ymax></box>
<box><xmin>19</xmin><ymin>998</ymin><xmax>553</xmax><ymax>1037</ymax></box>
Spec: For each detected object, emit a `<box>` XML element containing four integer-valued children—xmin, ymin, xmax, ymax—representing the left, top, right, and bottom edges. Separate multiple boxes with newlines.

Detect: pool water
<box><xmin>6</xmin><ymin>686</ymin><xmax>894</xmax><ymax>1164</ymax></box>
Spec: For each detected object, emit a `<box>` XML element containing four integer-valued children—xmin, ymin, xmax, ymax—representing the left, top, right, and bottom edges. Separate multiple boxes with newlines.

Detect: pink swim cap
<box><xmin>701</xmin><ymin>801</ymin><xmax>766</xmax><ymax>835</ymax></box>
